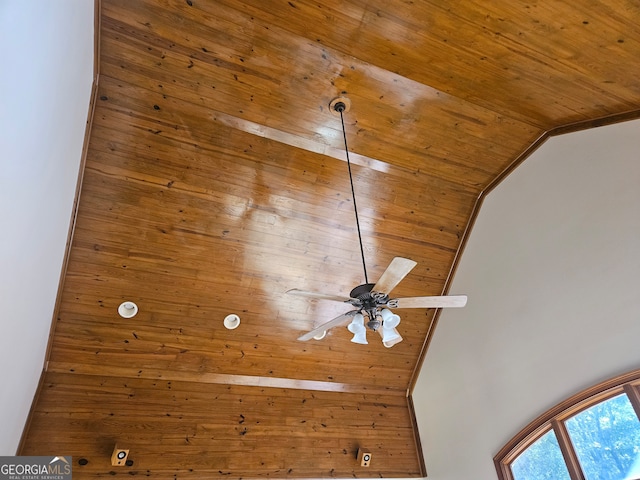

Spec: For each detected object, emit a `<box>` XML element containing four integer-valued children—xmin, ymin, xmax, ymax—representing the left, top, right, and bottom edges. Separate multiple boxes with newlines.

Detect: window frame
<box><xmin>494</xmin><ymin>368</ymin><xmax>640</xmax><ymax>480</ymax></box>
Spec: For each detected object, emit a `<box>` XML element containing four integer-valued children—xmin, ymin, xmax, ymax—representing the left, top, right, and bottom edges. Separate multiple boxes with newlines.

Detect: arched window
<box><xmin>495</xmin><ymin>369</ymin><xmax>640</xmax><ymax>480</ymax></box>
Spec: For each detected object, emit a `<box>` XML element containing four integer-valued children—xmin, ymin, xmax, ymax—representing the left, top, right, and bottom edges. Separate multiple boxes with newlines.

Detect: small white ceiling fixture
<box><xmin>223</xmin><ymin>314</ymin><xmax>240</xmax><ymax>330</ymax></box>
<box><xmin>118</xmin><ymin>301</ymin><xmax>138</xmax><ymax>319</ymax></box>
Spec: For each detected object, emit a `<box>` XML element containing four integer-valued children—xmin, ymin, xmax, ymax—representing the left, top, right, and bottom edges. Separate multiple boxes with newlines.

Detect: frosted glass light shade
<box><xmin>381</xmin><ymin>327</ymin><xmax>402</xmax><ymax>344</ymax></box>
<box><xmin>379</xmin><ymin>327</ymin><xmax>403</xmax><ymax>348</ymax></box>
<box><xmin>348</xmin><ymin>313</ymin><xmax>368</xmax><ymax>344</ymax></box>
<box><xmin>351</xmin><ymin>330</ymin><xmax>368</xmax><ymax>344</ymax></box>
<box><xmin>380</xmin><ymin>308</ymin><xmax>400</xmax><ymax>329</ymax></box>
<box><xmin>348</xmin><ymin>313</ymin><xmax>365</xmax><ymax>333</ymax></box>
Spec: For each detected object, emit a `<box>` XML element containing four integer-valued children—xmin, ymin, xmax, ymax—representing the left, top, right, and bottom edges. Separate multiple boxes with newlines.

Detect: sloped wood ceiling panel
<box><xmin>20</xmin><ymin>0</ymin><xmax>640</xmax><ymax>478</ymax></box>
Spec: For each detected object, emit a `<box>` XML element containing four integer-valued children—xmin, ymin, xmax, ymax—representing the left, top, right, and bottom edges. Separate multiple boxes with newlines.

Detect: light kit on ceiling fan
<box><xmin>287</xmin><ymin>98</ymin><xmax>468</xmax><ymax>346</ymax></box>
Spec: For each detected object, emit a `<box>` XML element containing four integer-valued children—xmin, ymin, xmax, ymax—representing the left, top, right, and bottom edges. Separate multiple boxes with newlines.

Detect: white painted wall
<box><xmin>0</xmin><ymin>0</ymin><xmax>94</xmax><ymax>454</ymax></box>
<box><xmin>413</xmin><ymin>118</ymin><xmax>640</xmax><ymax>479</ymax></box>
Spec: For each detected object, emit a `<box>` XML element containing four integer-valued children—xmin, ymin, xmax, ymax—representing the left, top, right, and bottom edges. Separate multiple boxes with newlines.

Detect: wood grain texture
<box><xmin>20</xmin><ymin>0</ymin><xmax>640</xmax><ymax>477</ymax></box>
<box><xmin>22</xmin><ymin>372</ymin><xmax>422</xmax><ymax>477</ymax></box>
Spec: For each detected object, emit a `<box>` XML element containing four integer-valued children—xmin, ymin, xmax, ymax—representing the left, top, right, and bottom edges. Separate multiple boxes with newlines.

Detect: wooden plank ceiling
<box><xmin>20</xmin><ymin>0</ymin><xmax>640</xmax><ymax>478</ymax></box>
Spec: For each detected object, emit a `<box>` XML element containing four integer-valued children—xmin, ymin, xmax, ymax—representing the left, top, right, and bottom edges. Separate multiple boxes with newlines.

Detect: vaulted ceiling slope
<box><xmin>20</xmin><ymin>1</ymin><xmax>640</xmax><ymax>478</ymax></box>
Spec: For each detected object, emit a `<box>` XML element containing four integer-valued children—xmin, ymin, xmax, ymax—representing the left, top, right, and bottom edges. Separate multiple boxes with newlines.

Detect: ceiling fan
<box><xmin>288</xmin><ymin>98</ymin><xmax>467</xmax><ymax>346</ymax></box>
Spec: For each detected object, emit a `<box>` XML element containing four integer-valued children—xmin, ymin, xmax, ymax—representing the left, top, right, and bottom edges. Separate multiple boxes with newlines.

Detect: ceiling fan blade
<box><xmin>286</xmin><ymin>289</ymin><xmax>352</xmax><ymax>303</ymax></box>
<box><xmin>372</xmin><ymin>257</ymin><xmax>418</xmax><ymax>295</ymax></box>
<box><xmin>389</xmin><ymin>295</ymin><xmax>467</xmax><ymax>309</ymax></box>
<box><xmin>297</xmin><ymin>310</ymin><xmax>359</xmax><ymax>341</ymax></box>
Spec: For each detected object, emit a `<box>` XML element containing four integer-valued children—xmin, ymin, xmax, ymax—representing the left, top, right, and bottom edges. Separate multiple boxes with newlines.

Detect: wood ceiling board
<box><xmin>99</xmin><ymin>3</ymin><xmax>542</xmax><ymax>191</ymax></box>
<box><xmin>78</xmin><ymin>97</ymin><xmax>471</xmax><ymax>268</ymax></box>
<box><xmin>20</xmin><ymin>1</ymin><xmax>640</xmax><ymax>478</ymax></box>
<box><xmin>22</xmin><ymin>372</ymin><xmax>422</xmax><ymax>478</ymax></box>
<box><xmin>52</xmin><ymin>271</ymin><xmax>435</xmax><ymax>388</ymax></box>
<box><xmin>94</xmin><ymin>59</ymin><xmax>529</xmax><ymax>193</ymax></box>
<box><xmin>55</xmin><ymin>137</ymin><xmax>443</xmax><ymax>386</ymax></box>
<box><xmin>225</xmin><ymin>0</ymin><xmax>640</xmax><ymax>127</ymax></box>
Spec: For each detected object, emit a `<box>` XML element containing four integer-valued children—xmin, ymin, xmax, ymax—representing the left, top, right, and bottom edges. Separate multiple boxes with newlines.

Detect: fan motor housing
<box><xmin>349</xmin><ymin>283</ymin><xmax>388</xmax><ymax>331</ymax></box>
<box><xmin>350</xmin><ymin>284</ymin><xmax>389</xmax><ymax>306</ymax></box>
<box><xmin>349</xmin><ymin>283</ymin><xmax>374</xmax><ymax>299</ymax></box>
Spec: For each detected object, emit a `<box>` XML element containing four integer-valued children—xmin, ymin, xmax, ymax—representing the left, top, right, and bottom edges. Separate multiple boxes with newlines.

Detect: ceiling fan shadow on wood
<box><xmin>288</xmin><ymin>98</ymin><xmax>467</xmax><ymax>347</ymax></box>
